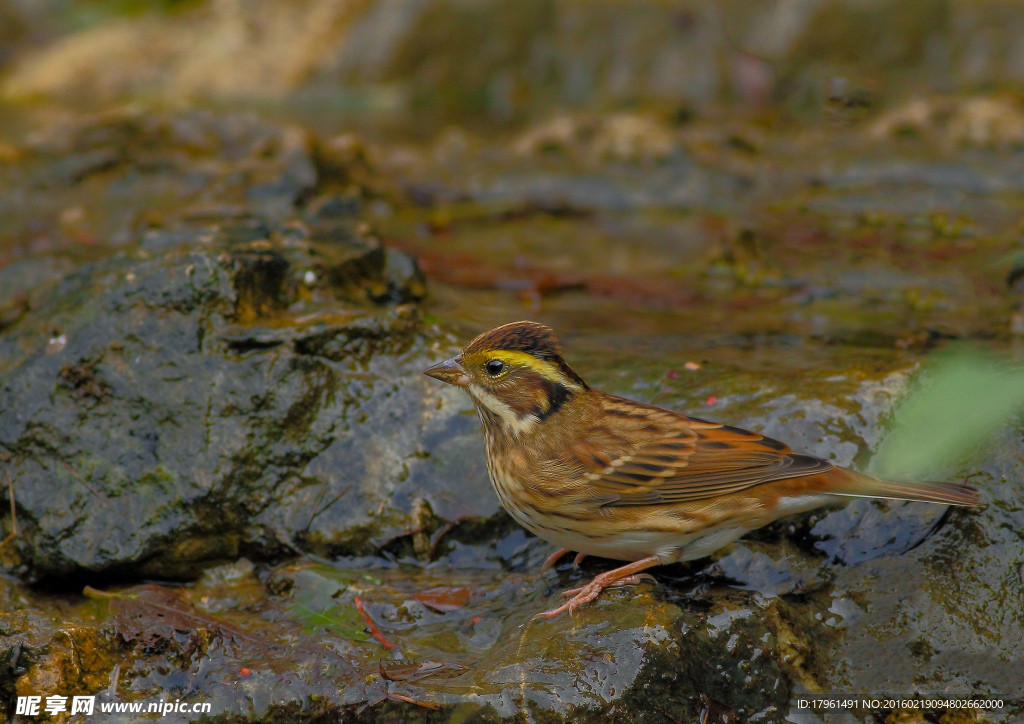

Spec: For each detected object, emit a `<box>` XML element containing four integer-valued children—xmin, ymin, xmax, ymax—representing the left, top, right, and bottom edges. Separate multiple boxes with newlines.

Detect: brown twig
<box><xmin>961</xmin><ymin>471</ymin><xmax>983</xmax><ymax>486</ymax></box>
<box><xmin>0</xmin><ymin>471</ymin><xmax>15</xmax><ymax>550</ymax></box>
<box><xmin>378</xmin><ymin>659</ymin><xmax>468</xmax><ymax>683</ymax></box>
<box><xmin>60</xmin><ymin>460</ymin><xmax>104</xmax><ymax>501</ymax></box>
<box><xmin>83</xmin><ymin>585</ymin><xmax>271</xmax><ymax>647</ymax></box>
<box><xmin>426</xmin><ymin>522</ymin><xmax>455</xmax><ymax>560</ymax></box>
<box><xmin>353</xmin><ymin>597</ymin><xmax>396</xmax><ymax>650</ymax></box>
<box><xmin>304</xmin><ymin>484</ymin><xmax>351</xmax><ymax>532</ymax></box>
<box><xmin>386</xmin><ymin>692</ymin><xmax>442</xmax><ymax>711</ymax></box>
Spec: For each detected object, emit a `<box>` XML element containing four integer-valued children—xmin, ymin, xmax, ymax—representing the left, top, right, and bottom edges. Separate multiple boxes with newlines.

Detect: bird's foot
<box><xmin>559</xmin><ymin>572</ymin><xmax>656</xmax><ymax>597</ymax></box>
<box><xmin>532</xmin><ymin>578</ymin><xmax>609</xmax><ymax>619</ymax></box>
<box><xmin>532</xmin><ymin>556</ymin><xmax>661</xmax><ymax>619</ymax></box>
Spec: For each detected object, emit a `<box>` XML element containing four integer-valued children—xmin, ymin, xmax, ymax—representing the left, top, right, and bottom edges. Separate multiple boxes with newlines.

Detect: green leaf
<box><xmin>871</xmin><ymin>350</ymin><xmax>1024</xmax><ymax>479</ymax></box>
<box><xmin>287</xmin><ymin>568</ymin><xmax>369</xmax><ymax>641</ymax></box>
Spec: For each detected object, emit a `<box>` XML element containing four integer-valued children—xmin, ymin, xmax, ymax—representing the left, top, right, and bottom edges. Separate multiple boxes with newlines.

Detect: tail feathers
<box><xmin>828</xmin><ymin>469</ymin><xmax>981</xmax><ymax>507</ymax></box>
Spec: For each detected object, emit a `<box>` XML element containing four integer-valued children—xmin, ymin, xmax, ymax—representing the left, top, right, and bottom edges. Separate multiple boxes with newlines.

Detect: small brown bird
<box><xmin>424</xmin><ymin>321</ymin><xmax>980</xmax><ymax>619</ymax></box>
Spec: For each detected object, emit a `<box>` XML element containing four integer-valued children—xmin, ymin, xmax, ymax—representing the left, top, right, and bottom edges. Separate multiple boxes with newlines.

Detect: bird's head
<box><xmin>424</xmin><ymin>321</ymin><xmax>587</xmax><ymax>434</ymax></box>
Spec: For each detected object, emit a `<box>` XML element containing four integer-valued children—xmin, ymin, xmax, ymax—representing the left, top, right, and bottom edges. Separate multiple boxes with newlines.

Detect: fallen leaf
<box><xmin>412</xmin><ymin>586</ymin><xmax>471</xmax><ymax>612</ymax></box>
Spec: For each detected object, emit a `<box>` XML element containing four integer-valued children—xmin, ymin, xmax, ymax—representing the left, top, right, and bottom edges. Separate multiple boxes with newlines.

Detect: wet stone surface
<box><xmin>0</xmin><ymin>542</ymin><xmax>800</xmax><ymax>723</ymax></box>
<box><xmin>1</xmin><ymin>354</ymin><xmax>1020</xmax><ymax>722</ymax></box>
<box><xmin>0</xmin><ymin>238</ymin><xmax>493</xmax><ymax>580</ymax></box>
<box><xmin>1</xmin><ymin>102</ymin><xmax>1023</xmax><ymax>723</ymax></box>
<box><xmin>0</xmin><ymin>110</ymin><xmax>493</xmax><ymax>583</ymax></box>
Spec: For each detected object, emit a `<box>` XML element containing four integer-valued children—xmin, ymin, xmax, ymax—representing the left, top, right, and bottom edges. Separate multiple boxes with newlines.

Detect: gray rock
<box><xmin>0</xmin><ymin>225</ymin><xmax>493</xmax><ymax>581</ymax></box>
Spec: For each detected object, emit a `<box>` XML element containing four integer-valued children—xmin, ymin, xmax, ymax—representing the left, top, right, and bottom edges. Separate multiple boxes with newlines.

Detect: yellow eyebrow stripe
<box><xmin>465</xmin><ymin>350</ymin><xmax>575</xmax><ymax>387</ymax></box>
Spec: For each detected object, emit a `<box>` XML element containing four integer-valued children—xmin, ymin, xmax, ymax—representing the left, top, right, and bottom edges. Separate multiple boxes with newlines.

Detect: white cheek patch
<box><xmin>469</xmin><ymin>385</ymin><xmax>539</xmax><ymax>436</ymax></box>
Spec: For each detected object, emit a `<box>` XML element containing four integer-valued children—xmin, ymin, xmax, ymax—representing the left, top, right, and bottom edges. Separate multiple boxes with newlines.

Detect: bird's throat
<box><xmin>469</xmin><ymin>379</ymin><xmax>575</xmax><ymax>437</ymax></box>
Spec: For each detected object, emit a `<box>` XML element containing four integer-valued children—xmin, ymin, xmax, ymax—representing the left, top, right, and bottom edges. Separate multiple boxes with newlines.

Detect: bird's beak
<box><xmin>424</xmin><ymin>356</ymin><xmax>471</xmax><ymax>387</ymax></box>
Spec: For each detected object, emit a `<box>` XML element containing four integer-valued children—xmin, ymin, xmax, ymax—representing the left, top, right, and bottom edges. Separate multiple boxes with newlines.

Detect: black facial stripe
<box><xmin>536</xmin><ymin>380</ymin><xmax>573</xmax><ymax>422</ymax></box>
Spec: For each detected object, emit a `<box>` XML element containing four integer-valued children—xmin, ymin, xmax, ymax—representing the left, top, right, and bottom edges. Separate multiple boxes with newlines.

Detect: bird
<box><xmin>423</xmin><ymin>321</ymin><xmax>981</xmax><ymax>619</ymax></box>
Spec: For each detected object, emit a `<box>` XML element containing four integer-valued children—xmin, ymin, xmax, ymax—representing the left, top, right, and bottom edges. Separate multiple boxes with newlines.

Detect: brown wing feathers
<box><xmin>575</xmin><ymin>394</ymin><xmax>979</xmax><ymax>508</ymax></box>
<box><xmin>580</xmin><ymin>394</ymin><xmax>835</xmax><ymax>507</ymax></box>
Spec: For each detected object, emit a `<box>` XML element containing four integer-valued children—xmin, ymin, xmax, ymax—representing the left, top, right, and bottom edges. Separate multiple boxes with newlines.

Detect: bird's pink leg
<box><xmin>541</xmin><ymin>547</ymin><xmax>572</xmax><ymax>571</ymax></box>
<box><xmin>541</xmin><ymin>549</ymin><xmax>588</xmax><ymax>574</ymax></box>
<box><xmin>533</xmin><ymin>556</ymin><xmax>661</xmax><ymax>619</ymax></box>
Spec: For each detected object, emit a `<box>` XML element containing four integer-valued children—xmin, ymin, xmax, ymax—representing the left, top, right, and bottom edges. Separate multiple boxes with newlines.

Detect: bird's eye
<box><xmin>485</xmin><ymin>359</ymin><xmax>505</xmax><ymax>376</ymax></box>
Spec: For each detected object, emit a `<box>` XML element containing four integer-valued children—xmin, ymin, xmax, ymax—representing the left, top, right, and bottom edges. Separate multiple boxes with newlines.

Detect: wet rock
<box><xmin>3</xmin><ymin>614</ymin><xmax>117</xmax><ymax>709</ymax></box>
<box><xmin>646</xmin><ymin>359</ymin><xmax>1024</xmax><ymax>714</ymax></box>
<box><xmin>0</xmin><ymin>108</ymin><xmax>489</xmax><ymax>584</ymax></box>
<box><xmin>0</xmin><ymin>548</ymin><xmax>799</xmax><ymax>723</ymax></box>
<box><xmin>468</xmin><ymin>161</ymin><xmax>736</xmax><ymax>214</ymax></box>
<box><xmin>18</xmin><ymin>109</ymin><xmax>318</xmax><ymax>219</ymax></box>
<box><xmin>0</xmin><ymin>214</ymin><xmax>491</xmax><ymax>581</ymax></box>
<box><xmin>818</xmin><ymin>422</ymin><xmax>1024</xmax><ymax>702</ymax></box>
<box><xmin>0</xmin><ymin>257</ymin><xmax>75</xmax><ymax>334</ymax></box>
<box><xmin>377</xmin><ymin>114</ymin><xmax>745</xmax><ymax>214</ymax></box>
<box><xmin>3</xmin><ymin>285</ymin><xmax>1023</xmax><ymax>720</ymax></box>
<box><xmin>0</xmin><ymin>108</ymin><xmax>334</xmax><ymax>288</ymax></box>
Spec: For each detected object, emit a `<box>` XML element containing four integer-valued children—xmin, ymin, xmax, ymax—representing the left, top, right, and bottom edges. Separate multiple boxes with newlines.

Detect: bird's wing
<box><xmin>569</xmin><ymin>394</ymin><xmax>833</xmax><ymax>506</ymax></box>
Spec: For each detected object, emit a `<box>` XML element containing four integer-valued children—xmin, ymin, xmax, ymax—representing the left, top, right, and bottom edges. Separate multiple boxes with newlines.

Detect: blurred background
<box><xmin>4</xmin><ymin>0</ymin><xmax>1024</xmax><ymax>362</ymax></box>
<box><xmin>2</xmin><ymin>2</ymin><xmax>1024</xmax><ymax>722</ymax></box>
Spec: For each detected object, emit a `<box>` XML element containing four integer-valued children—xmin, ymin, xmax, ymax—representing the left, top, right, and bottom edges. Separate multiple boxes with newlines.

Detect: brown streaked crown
<box><xmin>462</xmin><ymin>321</ymin><xmax>588</xmax><ymax>388</ymax></box>
<box><xmin>464</xmin><ymin>321</ymin><xmax>561</xmax><ymax>359</ymax></box>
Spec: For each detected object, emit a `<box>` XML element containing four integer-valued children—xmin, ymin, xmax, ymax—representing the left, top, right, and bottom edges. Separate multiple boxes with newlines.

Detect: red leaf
<box><xmin>412</xmin><ymin>586</ymin><xmax>471</xmax><ymax>612</ymax></box>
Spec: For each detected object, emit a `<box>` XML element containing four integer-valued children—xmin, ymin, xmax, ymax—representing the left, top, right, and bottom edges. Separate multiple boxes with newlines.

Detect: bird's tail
<box><xmin>824</xmin><ymin>467</ymin><xmax>981</xmax><ymax>506</ymax></box>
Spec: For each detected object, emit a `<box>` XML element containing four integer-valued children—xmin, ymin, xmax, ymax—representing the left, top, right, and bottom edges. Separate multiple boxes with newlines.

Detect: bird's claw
<box><xmin>533</xmin><ymin>555</ymin><xmax>662</xmax><ymax>620</ymax></box>
<box><xmin>533</xmin><ymin>572</ymin><xmax>657</xmax><ymax>619</ymax></box>
<box><xmin>532</xmin><ymin>584</ymin><xmax>601</xmax><ymax>619</ymax></box>
<box><xmin>558</xmin><ymin>572</ymin><xmax>655</xmax><ymax>598</ymax></box>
